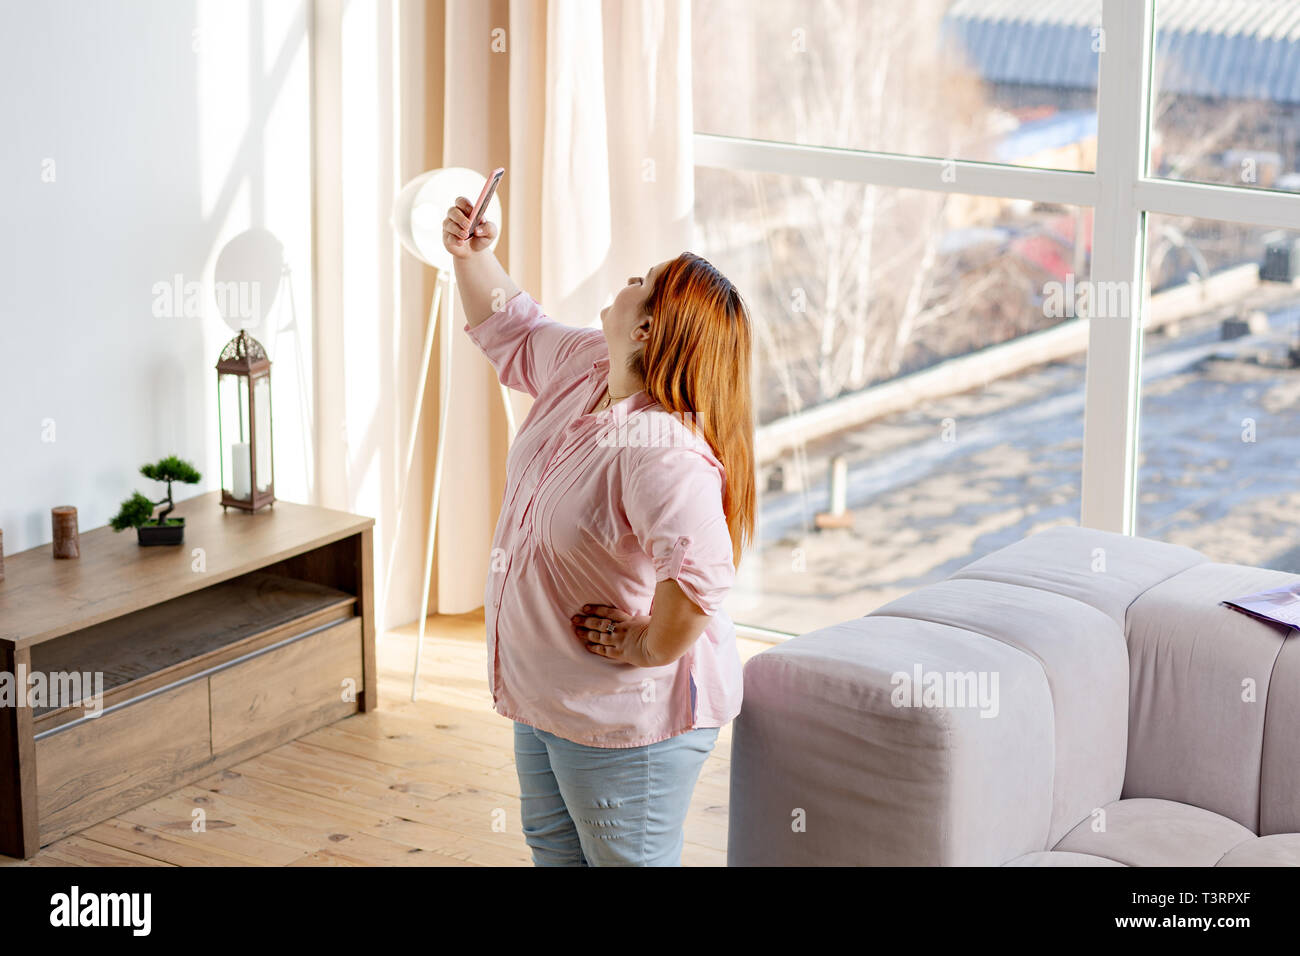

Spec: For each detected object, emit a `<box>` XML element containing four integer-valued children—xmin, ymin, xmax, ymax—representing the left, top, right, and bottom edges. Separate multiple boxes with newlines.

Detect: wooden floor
<box><xmin>1</xmin><ymin>611</ymin><xmax>771</xmax><ymax>867</ymax></box>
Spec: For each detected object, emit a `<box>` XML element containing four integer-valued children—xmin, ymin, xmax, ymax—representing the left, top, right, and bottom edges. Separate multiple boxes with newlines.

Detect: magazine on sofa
<box><xmin>1223</xmin><ymin>581</ymin><xmax>1300</xmax><ymax>630</ymax></box>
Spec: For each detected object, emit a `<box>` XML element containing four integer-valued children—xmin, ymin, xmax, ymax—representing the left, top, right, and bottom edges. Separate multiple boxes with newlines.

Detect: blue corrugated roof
<box><xmin>943</xmin><ymin>0</ymin><xmax>1300</xmax><ymax>104</ymax></box>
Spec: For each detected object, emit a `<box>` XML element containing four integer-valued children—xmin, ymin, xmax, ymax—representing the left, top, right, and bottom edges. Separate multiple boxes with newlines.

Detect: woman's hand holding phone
<box><xmin>443</xmin><ymin>169</ymin><xmax>518</xmax><ymax>327</ymax></box>
<box><xmin>443</xmin><ymin>197</ymin><xmax>498</xmax><ymax>260</ymax></box>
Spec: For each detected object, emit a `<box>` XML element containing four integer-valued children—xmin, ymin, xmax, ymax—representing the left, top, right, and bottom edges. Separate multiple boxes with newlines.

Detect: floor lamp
<box><xmin>389</xmin><ymin>168</ymin><xmax>514</xmax><ymax>701</ymax></box>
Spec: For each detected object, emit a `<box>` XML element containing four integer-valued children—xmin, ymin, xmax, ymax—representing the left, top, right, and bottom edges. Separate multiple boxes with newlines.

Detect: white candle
<box><xmin>231</xmin><ymin>442</ymin><xmax>251</xmax><ymax>499</ymax></box>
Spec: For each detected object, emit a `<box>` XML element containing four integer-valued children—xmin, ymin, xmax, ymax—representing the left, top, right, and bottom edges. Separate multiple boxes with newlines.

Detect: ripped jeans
<box><xmin>511</xmin><ymin>720</ymin><xmax>719</xmax><ymax>866</ymax></box>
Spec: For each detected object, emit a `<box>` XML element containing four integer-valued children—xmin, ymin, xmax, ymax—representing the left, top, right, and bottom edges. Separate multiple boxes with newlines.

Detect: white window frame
<box><xmin>693</xmin><ymin>0</ymin><xmax>1300</xmax><ymax>535</ymax></box>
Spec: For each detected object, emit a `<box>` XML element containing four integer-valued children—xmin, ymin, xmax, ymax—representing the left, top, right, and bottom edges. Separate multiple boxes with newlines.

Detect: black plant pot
<box><xmin>136</xmin><ymin>518</ymin><xmax>185</xmax><ymax>547</ymax></box>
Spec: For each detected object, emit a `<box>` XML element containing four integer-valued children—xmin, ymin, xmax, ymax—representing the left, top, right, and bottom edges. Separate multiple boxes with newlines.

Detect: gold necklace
<box><xmin>596</xmin><ymin>383</ymin><xmax>634</xmax><ymax>412</ymax></box>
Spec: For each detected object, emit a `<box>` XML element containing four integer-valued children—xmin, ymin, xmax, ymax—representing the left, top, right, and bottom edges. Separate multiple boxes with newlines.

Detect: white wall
<box><xmin>0</xmin><ymin>0</ymin><xmax>314</xmax><ymax>555</ymax></box>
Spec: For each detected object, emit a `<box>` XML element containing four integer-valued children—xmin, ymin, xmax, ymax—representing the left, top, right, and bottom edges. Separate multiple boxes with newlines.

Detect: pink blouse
<box><xmin>464</xmin><ymin>290</ymin><xmax>743</xmax><ymax>748</ymax></box>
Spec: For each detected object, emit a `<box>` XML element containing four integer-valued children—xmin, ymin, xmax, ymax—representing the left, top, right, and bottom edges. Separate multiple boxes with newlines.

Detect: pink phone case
<box><xmin>466</xmin><ymin>167</ymin><xmax>505</xmax><ymax>238</ymax></box>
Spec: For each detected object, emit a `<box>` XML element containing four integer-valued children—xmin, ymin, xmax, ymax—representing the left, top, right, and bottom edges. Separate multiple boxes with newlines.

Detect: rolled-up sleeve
<box><xmin>622</xmin><ymin>445</ymin><xmax>736</xmax><ymax>617</ymax></box>
<box><xmin>463</xmin><ymin>290</ymin><xmax>603</xmax><ymax>398</ymax></box>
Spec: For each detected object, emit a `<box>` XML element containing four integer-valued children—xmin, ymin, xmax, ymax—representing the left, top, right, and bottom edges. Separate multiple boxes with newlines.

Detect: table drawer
<box><xmin>209</xmin><ymin>616</ymin><xmax>363</xmax><ymax>754</ymax></box>
<box><xmin>36</xmin><ymin>680</ymin><xmax>212</xmax><ymax>845</ymax></box>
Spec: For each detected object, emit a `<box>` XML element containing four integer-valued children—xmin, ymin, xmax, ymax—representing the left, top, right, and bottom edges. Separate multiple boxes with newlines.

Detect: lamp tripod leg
<box><xmin>412</xmin><ymin>276</ymin><xmax>455</xmax><ymax>701</ymax></box>
<box><xmin>412</xmin><ymin>469</ymin><xmax>438</xmax><ymax>702</ymax></box>
<box><xmin>382</xmin><ymin>277</ymin><xmax>444</xmax><ymax>625</ymax></box>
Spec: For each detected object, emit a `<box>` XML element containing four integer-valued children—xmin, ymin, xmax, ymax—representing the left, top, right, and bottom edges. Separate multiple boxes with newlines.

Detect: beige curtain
<box><xmin>431</xmin><ymin>0</ymin><xmax>696</xmax><ymax>617</ymax></box>
<box><xmin>312</xmin><ymin>0</ymin><xmax>439</xmax><ymax>632</ymax></box>
<box><xmin>312</xmin><ymin>0</ymin><xmax>694</xmax><ymax>630</ymax></box>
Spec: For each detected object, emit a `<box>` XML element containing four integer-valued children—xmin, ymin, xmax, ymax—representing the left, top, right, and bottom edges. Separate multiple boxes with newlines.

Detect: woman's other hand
<box><xmin>443</xmin><ymin>196</ymin><xmax>498</xmax><ymax>260</ymax></box>
<box><xmin>572</xmin><ymin>604</ymin><xmax>658</xmax><ymax>666</ymax></box>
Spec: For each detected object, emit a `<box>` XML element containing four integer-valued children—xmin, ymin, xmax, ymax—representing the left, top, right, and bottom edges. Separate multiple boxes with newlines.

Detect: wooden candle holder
<box><xmin>52</xmin><ymin>506</ymin><xmax>80</xmax><ymax>560</ymax></box>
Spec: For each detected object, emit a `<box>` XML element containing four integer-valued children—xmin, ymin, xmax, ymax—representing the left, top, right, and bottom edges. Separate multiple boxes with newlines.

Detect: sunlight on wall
<box><xmin>339</xmin><ymin>0</ymin><xmax>388</xmax><ymax>517</ymax></box>
<box><xmin>0</xmin><ymin>0</ymin><xmax>313</xmax><ymax>553</ymax></box>
<box><xmin>195</xmin><ymin>0</ymin><xmax>313</xmax><ymax>507</ymax></box>
<box><xmin>196</xmin><ymin>2</ymin><xmax>250</xmax><ymax>223</ymax></box>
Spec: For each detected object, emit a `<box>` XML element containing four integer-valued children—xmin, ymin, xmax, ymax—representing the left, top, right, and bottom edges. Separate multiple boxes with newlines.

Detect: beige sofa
<box><xmin>728</xmin><ymin>526</ymin><xmax>1300</xmax><ymax>866</ymax></box>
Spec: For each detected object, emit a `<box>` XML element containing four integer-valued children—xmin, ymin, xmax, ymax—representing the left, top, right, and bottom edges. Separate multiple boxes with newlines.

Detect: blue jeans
<box><xmin>512</xmin><ymin>720</ymin><xmax>719</xmax><ymax>866</ymax></box>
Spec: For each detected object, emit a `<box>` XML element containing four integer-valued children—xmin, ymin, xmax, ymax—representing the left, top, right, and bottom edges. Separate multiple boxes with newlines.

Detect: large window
<box><xmin>693</xmin><ymin>0</ymin><xmax>1100</xmax><ymax>170</ymax></box>
<box><xmin>695</xmin><ymin>169</ymin><xmax>1092</xmax><ymax>633</ymax></box>
<box><xmin>1138</xmin><ymin>216</ymin><xmax>1300</xmax><ymax>572</ymax></box>
<box><xmin>693</xmin><ymin>0</ymin><xmax>1300</xmax><ymax>636</ymax></box>
<box><xmin>1150</xmin><ymin>1</ymin><xmax>1300</xmax><ymax>191</ymax></box>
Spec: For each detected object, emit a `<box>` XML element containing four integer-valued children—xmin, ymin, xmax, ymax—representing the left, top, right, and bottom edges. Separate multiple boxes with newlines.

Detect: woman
<box><xmin>442</xmin><ymin>196</ymin><xmax>755</xmax><ymax>867</ymax></box>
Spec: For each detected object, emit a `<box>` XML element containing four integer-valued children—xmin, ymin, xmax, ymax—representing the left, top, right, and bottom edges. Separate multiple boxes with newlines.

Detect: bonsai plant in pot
<box><xmin>110</xmin><ymin>455</ymin><xmax>202</xmax><ymax>546</ymax></box>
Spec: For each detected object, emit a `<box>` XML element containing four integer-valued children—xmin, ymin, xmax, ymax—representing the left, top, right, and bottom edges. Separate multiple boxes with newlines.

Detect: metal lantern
<box><xmin>216</xmin><ymin>330</ymin><xmax>275</xmax><ymax>511</ymax></box>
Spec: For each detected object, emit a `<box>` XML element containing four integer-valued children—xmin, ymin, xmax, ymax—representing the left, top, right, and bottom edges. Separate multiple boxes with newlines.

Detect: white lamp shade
<box><xmin>391</xmin><ymin>167</ymin><xmax>503</xmax><ymax>271</ymax></box>
<box><xmin>213</xmin><ymin>227</ymin><xmax>284</xmax><ymax>334</ymax></box>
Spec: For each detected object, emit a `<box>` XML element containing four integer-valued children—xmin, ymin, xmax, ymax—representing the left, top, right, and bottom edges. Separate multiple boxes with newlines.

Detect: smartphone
<box><xmin>465</xmin><ymin>166</ymin><xmax>505</xmax><ymax>240</ymax></box>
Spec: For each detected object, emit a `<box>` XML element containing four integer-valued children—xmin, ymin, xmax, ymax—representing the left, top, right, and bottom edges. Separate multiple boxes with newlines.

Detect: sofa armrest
<box><xmin>727</xmin><ymin>615</ymin><xmax>1056</xmax><ymax>866</ymax></box>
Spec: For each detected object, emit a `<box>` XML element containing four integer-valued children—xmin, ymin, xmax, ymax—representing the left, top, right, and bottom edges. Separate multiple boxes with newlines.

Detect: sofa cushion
<box><xmin>1262</xmin><ymin>634</ymin><xmax>1300</xmax><ymax>835</ymax></box>
<box><xmin>1124</xmin><ymin>563</ymin><xmax>1296</xmax><ymax>831</ymax></box>
<box><xmin>1003</xmin><ymin>851</ymin><xmax>1127</xmax><ymax>866</ymax></box>
<box><xmin>870</xmin><ymin>578</ymin><xmax>1128</xmax><ymax>846</ymax></box>
<box><xmin>949</xmin><ymin>525</ymin><xmax>1204</xmax><ymax>627</ymax></box>
<box><xmin>1054</xmin><ymin>798</ymin><xmax>1253</xmax><ymax>866</ymax></box>
<box><xmin>1215</xmin><ymin>834</ymin><xmax>1300</xmax><ymax>866</ymax></box>
<box><xmin>728</xmin><ymin>615</ymin><xmax>1055</xmax><ymax>866</ymax></box>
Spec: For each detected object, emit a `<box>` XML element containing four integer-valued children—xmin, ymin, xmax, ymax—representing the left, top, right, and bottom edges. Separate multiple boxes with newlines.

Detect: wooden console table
<box><xmin>0</xmin><ymin>493</ymin><xmax>375</xmax><ymax>859</ymax></box>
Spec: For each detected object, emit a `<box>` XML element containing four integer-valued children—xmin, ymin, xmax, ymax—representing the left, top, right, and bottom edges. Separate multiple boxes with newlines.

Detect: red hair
<box><xmin>636</xmin><ymin>252</ymin><xmax>756</xmax><ymax>568</ymax></box>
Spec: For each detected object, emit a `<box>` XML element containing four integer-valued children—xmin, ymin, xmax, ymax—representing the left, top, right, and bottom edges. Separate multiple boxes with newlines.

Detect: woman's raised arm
<box><xmin>442</xmin><ymin>196</ymin><xmax>521</xmax><ymax>328</ymax></box>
